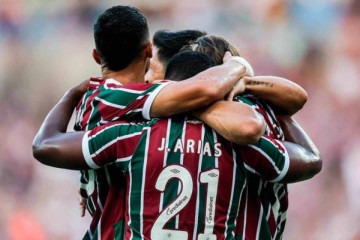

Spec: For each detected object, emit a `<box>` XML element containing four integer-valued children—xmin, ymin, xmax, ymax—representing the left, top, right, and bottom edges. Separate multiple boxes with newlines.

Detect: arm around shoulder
<box><xmin>32</xmin><ymin>81</ymin><xmax>90</xmax><ymax>170</ymax></box>
<box><xmin>193</xmin><ymin>100</ymin><xmax>265</xmax><ymax>144</ymax></box>
<box><xmin>278</xmin><ymin>116</ymin><xmax>322</xmax><ymax>183</ymax></box>
<box><xmin>150</xmin><ymin>55</ymin><xmax>247</xmax><ymax>117</ymax></box>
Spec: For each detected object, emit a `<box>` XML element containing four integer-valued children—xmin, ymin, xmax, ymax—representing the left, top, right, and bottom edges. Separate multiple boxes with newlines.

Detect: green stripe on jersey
<box><xmin>196</xmin><ymin>124</ymin><xmax>217</xmax><ymax>234</ymax></box>
<box><xmin>250</xmin><ymin>137</ymin><xmax>286</xmax><ymax>172</ymax></box>
<box><xmin>127</xmin><ymin>127</ymin><xmax>150</xmax><ymax>239</ymax></box>
<box><xmin>162</xmin><ymin>119</ymin><xmax>185</xmax><ymax>229</ymax></box>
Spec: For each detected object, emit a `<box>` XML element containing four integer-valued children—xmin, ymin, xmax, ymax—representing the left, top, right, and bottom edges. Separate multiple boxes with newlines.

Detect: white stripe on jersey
<box><xmin>142</xmin><ymin>81</ymin><xmax>172</xmax><ymax>120</ymax></box>
<box><xmin>192</xmin><ymin>124</ymin><xmax>205</xmax><ymax>240</ymax></box>
<box><xmin>82</xmin><ymin>132</ymin><xmax>100</xmax><ymax>169</ymax></box>
<box><xmin>115</xmin><ymin>155</ymin><xmax>133</xmax><ymax>163</ymax></box>
<box><xmin>255</xmin><ymin>205</ymin><xmax>264</xmax><ymax>240</ymax></box>
<box><xmin>159</xmin><ymin>119</ymin><xmax>171</xmax><ymax>213</ymax></box>
<box><xmin>224</xmin><ymin>148</ymin><xmax>243</xmax><ymax>239</ymax></box>
<box><xmin>94</xmin><ymin>96</ymin><xmax>127</xmax><ymax>109</ymax></box>
<box><xmin>139</xmin><ymin>127</ymin><xmax>151</xmax><ymax>239</ymax></box>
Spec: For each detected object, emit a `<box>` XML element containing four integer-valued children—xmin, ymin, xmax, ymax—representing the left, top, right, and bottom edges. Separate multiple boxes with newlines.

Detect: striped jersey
<box><xmin>82</xmin><ymin>116</ymin><xmax>290</xmax><ymax>240</ymax></box>
<box><xmin>234</xmin><ymin>95</ymin><xmax>288</xmax><ymax>240</ymax></box>
<box><xmin>74</xmin><ymin>77</ymin><xmax>170</xmax><ymax>239</ymax></box>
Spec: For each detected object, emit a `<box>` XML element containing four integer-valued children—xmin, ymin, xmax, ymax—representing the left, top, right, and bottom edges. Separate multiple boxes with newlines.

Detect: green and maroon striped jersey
<box><xmin>234</xmin><ymin>95</ymin><xmax>288</xmax><ymax>240</ymax></box>
<box><xmin>82</xmin><ymin>116</ymin><xmax>289</xmax><ymax>240</ymax></box>
<box><xmin>74</xmin><ymin>78</ymin><xmax>170</xmax><ymax>240</ymax></box>
<box><xmin>75</xmin><ymin>78</ymin><xmax>171</xmax><ymax>131</ymax></box>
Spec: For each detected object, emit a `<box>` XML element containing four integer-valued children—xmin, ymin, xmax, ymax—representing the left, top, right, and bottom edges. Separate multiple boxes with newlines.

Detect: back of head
<box><xmin>153</xmin><ymin>29</ymin><xmax>207</xmax><ymax>68</ymax></box>
<box><xmin>94</xmin><ymin>5</ymin><xmax>149</xmax><ymax>71</ymax></box>
<box><xmin>164</xmin><ymin>51</ymin><xmax>216</xmax><ymax>81</ymax></box>
<box><xmin>182</xmin><ymin>35</ymin><xmax>240</xmax><ymax>65</ymax></box>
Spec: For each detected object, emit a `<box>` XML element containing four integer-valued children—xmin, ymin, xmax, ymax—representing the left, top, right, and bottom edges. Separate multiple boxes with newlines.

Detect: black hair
<box><xmin>164</xmin><ymin>51</ymin><xmax>216</xmax><ymax>81</ymax></box>
<box><xmin>94</xmin><ymin>5</ymin><xmax>149</xmax><ymax>71</ymax></box>
<box><xmin>153</xmin><ymin>29</ymin><xmax>206</xmax><ymax>68</ymax></box>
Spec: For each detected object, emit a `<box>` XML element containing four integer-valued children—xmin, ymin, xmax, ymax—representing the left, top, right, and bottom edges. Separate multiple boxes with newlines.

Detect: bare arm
<box><xmin>279</xmin><ymin>116</ymin><xmax>322</xmax><ymax>183</ymax></box>
<box><xmin>243</xmin><ymin>76</ymin><xmax>308</xmax><ymax>115</ymax></box>
<box><xmin>32</xmin><ymin>81</ymin><xmax>88</xmax><ymax>170</ymax></box>
<box><xmin>193</xmin><ymin>101</ymin><xmax>265</xmax><ymax>144</ymax></box>
<box><xmin>150</xmin><ymin>53</ymin><xmax>247</xmax><ymax>117</ymax></box>
<box><xmin>228</xmin><ymin>76</ymin><xmax>308</xmax><ymax>115</ymax></box>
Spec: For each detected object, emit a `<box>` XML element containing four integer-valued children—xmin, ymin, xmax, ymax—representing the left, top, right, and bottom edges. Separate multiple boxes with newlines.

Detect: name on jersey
<box><xmin>157</xmin><ymin>137</ymin><xmax>222</xmax><ymax>157</ymax></box>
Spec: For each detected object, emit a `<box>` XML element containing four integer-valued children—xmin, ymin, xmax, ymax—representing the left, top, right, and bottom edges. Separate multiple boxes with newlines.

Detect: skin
<box><xmin>32</xmin><ymin>81</ymin><xmax>321</xmax><ymax>183</ymax></box>
<box><xmin>144</xmin><ymin>46</ymin><xmax>165</xmax><ymax>83</ymax></box>
<box><xmin>93</xmin><ymin>42</ymin><xmax>253</xmax><ymax>119</ymax></box>
<box><xmin>33</xmin><ymin>80</ymin><xmax>265</xmax><ymax>169</ymax></box>
<box><xmin>145</xmin><ymin>36</ymin><xmax>322</xmax><ymax>183</ymax></box>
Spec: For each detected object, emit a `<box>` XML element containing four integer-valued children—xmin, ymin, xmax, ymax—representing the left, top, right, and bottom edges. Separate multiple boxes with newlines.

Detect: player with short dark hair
<box><xmin>33</xmin><ymin>50</ymin><xmax>320</xmax><ymax>238</ymax></box>
<box><xmin>164</xmin><ymin>51</ymin><xmax>216</xmax><ymax>80</ymax></box>
<box><xmin>145</xmin><ymin>29</ymin><xmax>207</xmax><ymax>82</ymax></box>
<box><xmin>70</xmin><ymin>5</ymin><xmax>257</xmax><ymax>240</ymax></box>
<box><xmin>33</xmin><ymin>78</ymin><xmax>291</xmax><ymax>240</ymax></box>
<box><xmin>93</xmin><ymin>6</ymin><xmax>150</xmax><ymax>71</ymax></box>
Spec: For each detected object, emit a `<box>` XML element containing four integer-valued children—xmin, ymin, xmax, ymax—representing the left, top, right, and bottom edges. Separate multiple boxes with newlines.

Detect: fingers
<box><xmin>79</xmin><ymin>198</ymin><xmax>86</xmax><ymax>217</ymax></box>
<box><xmin>227</xmin><ymin>78</ymin><xmax>246</xmax><ymax>101</ymax></box>
<box><xmin>232</xmin><ymin>57</ymin><xmax>254</xmax><ymax>77</ymax></box>
<box><xmin>222</xmin><ymin>51</ymin><xmax>232</xmax><ymax>63</ymax></box>
<box><xmin>226</xmin><ymin>89</ymin><xmax>236</xmax><ymax>101</ymax></box>
<box><xmin>78</xmin><ymin>190</ymin><xmax>87</xmax><ymax>217</ymax></box>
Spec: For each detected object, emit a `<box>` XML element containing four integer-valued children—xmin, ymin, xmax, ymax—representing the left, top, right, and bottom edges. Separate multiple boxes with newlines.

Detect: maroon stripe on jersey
<box><xmin>255</xmin><ymin>102</ymin><xmax>280</xmax><ymax>139</ymax></box>
<box><xmin>78</xmin><ymin>89</ymin><xmax>100</xmax><ymax>130</ymax></box>
<box><xmin>142</xmin><ymin>120</ymin><xmax>170</xmax><ymax>239</ymax></box>
<box><xmin>244</xmin><ymin>180</ymin><xmax>262</xmax><ymax>239</ymax></box>
<box><xmin>118</xmin><ymin>82</ymin><xmax>165</xmax><ymax>90</ymax></box>
<box><xmin>89</xmin><ymin>77</ymin><xmax>106</xmax><ymax>90</ymax></box>
<box><xmin>99</xmin><ymin>175</ymin><xmax>126</xmax><ymax>239</ymax></box>
<box><xmin>213</xmin><ymin>137</ymin><xmax>237</xmax><ymax>238</ymax></box>
<box><xmin>96</xmin><ymin>96</ymin><xmax>149</xmax><ymax>122</ymax></box>
<box><xmin>89</xmin><ymin>128</ymin><xmax>142</xmax><ymax>166</ymax></box>
<box><xmin>241</xmin><ymin>147</ymin><xmax>280</xmax><ymax>181</ymax></box>
<box><xmin>179</xmin><ymin>121</ymin><xmax>203</xmax><ymax>240</ymax></box>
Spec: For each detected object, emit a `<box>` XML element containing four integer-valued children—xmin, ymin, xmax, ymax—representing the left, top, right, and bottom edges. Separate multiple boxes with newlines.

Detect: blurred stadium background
<box><xmin>0</xmin><ymin>0</ymin><xmax>359</xmax><ymax>239</ymax></box>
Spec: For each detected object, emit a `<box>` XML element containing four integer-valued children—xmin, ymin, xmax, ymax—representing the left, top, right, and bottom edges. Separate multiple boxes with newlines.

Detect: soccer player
<box><xmin>182</xmin><ymin>35</ymin><xmax>322</xmax><ymax>239</ymax></box>
<box><xmin>44</xmin><ymin>6</ymin><xmax>311</xmax><ymax>239</ymax></box>
<box><xmin>33</xmin><ymin>76</ymin><xmax>289</xmax><ymax>240</ymax></box>
<box><xmin>70</xmin><ymin>5</ymin><xmax>258</xmax><ymax>239</ymax></box>
<box><xmin>35</xmin><ymin>50</ymin><xmax>320</xmax><ymax>239</ymax></box>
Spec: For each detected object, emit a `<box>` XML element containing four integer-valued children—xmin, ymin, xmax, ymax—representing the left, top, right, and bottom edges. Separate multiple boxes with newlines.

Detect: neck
<box><xmin>101</xmin><ymin>60</ymin><xmax>146</xmax><ymax>84</ymax></box>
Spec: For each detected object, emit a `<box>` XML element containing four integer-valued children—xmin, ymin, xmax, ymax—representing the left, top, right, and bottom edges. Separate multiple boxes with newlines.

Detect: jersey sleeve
<box><xmin>81</xmin><ymin>121</ymin><xmax>145</xmax><ymax>171</ymax></box>
<box><xmin>239</xmin><ymin>135</ymin><xmax>290</xmax><ymax>182</ymax></box>
<box><xmin>234</xmin><ymin>95</ymin><xmax>284</xmax><ymax>140</ymax></box>
<box><xmin>96</xmin><ymin>80</ymin><xmax>171</xmax><ymax>121</ymax></box>
<box><xmin>76</xmin><ymin>80</ymin><xmax>172</xmax><ymax>130</ymax></box>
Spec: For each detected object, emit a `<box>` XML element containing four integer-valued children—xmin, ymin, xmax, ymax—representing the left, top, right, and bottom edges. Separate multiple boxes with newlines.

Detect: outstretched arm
<box><xmin>228</xmin><ymin>76</ymin><xmax>308</xmax><ymax>115</ymax></box>
<box><xmin>279</xmin><ymin>116</ymin><xmax>322</xmax><ymax>183</ymax></box>
<box><xmin>32</xmin><ymin>81</ymin><xmax>88</xmax><ymax>170</ymax></box>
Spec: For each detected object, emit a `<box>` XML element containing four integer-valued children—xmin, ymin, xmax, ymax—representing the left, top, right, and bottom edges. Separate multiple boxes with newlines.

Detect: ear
<box><xmin>92</xmin><ymin>49</ymin><xmax>101</xmax><ymax>65</ymax></box>
<box><xmin>145</xmin><ymin>42</ymin><xmax>152</xmax><ymax>58</ymax></box>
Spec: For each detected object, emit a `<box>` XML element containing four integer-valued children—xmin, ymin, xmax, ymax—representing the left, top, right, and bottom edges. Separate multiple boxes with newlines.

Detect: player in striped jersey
<box><xmin>33</xmin><ymin>50</ymin><xmax>320</xmax><ymax>240</ymax></box>
<box><xmin>33</xmin><ymin>85</ymin><xmax>291</xmax><ymax>240</ymax></box>
<box><xmin>179</xmin><ymin>35</ymin><xmax>322</xmax><ymax>239</ymax></box>
<box><xmin>73</xmin><ymin>6</ymin><xmax>255</xmax><ymax>239</ymax></box>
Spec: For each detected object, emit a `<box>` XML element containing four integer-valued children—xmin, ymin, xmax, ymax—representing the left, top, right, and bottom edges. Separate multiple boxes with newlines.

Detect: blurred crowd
<box><xmin>0</xmin><ymin>0</ymin><xmax>359</xmax><ymax>239</ymax></box>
